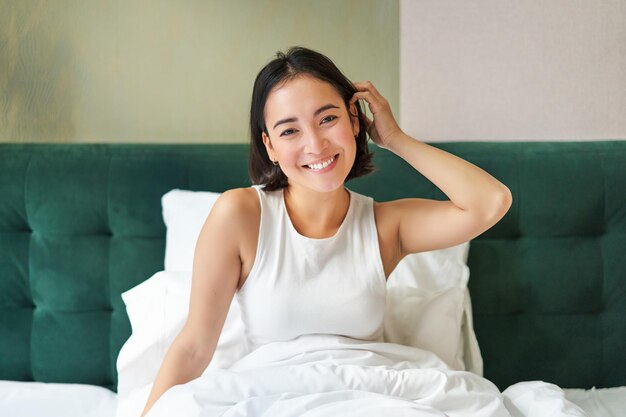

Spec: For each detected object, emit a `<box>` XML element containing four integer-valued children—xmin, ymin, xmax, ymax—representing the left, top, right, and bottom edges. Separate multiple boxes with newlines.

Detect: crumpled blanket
<box><xmin>146</xmin><ymin>334</ymin><xmax>586</xmax><ymax>417</ymax></box>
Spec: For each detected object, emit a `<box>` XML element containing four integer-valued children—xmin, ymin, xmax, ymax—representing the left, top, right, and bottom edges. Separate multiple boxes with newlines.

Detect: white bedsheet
<box><xmin>142</xmin><ymin>334</ymin><xmax>586</xmax><ymax>417</ymax></box>
<box><xmin>565</xmin><ymin>386</ymin><xmax>626</xmax><ymax>417</ymax></box>
<box><xmin>0</xmin><ymin>380</ymin><xmax>117</xmax><ymax>417</ymax></box>
<box><xmin>2</xmin><ymin>355</ymin><xmax>624</xmax><ymax>417</ymax></box>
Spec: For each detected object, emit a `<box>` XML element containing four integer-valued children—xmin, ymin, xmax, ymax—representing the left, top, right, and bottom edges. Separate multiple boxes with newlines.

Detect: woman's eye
<box><xmin>280</xmin><ymin>129</ymin><xmax>297</xmax><ymax>137</ymax></box>
<box><xmin>321</xmin><ymin>115</ymin><xmax>337</xmax><ymax>124</ymax></box>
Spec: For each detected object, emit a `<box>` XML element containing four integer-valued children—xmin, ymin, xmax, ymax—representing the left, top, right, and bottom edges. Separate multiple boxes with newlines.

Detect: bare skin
<box><xmin>140</xmin><ymin>77</ymin><xmax>512</xmax><ymax>416</ymax></box>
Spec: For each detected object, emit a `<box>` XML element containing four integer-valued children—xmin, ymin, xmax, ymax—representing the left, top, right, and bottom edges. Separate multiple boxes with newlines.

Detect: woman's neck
<box><xmin>283</xmin><ymin>185</ymin><xmax>350</xmax><ymax>239</ymax></box>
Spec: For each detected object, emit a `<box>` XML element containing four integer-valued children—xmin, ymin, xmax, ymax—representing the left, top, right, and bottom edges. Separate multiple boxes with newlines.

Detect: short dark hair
<box><xmin>248</xmin><ymin>46</ymin><xmax>375</xmax><ymax>191</ymax></box>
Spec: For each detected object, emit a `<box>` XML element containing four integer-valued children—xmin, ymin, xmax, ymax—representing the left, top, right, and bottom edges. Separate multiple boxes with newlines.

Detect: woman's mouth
<box><xmin>303</xmin><ymin>154</ymin><xmax>339</xmax><ymax>172</ymax></box>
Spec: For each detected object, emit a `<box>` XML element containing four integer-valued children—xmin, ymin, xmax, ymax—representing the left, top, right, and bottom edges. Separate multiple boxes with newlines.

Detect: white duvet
<box><xmin>145</xmin><ymin>334</ymin><xmax>586</xmax><ymax>417</ymax></box>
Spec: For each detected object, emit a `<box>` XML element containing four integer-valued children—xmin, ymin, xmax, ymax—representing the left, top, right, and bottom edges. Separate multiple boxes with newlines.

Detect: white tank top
<box><xmin>236</xmin><ymin>185</ymin><xmax>387</xmax><ymax>350</ymax></box>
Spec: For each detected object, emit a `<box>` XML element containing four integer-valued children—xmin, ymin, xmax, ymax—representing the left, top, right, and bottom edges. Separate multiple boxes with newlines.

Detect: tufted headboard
<box><xmin>0</xmin><ymin>141</ymin><xmax>624</xmax><ymax>391</ymax></box>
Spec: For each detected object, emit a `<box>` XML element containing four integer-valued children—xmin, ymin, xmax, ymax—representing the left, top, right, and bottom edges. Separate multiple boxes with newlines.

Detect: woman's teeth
<box><xmin>307</xmin><ymin>156</ymin><xmax>335</xmax><ymax>170</ymax></box>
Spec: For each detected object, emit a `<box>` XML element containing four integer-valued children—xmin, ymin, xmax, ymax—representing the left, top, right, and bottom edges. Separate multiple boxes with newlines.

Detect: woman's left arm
<box><xmin>351</xmin><ymin>81</ymin><xmax>512</xmax><ymax>256</ymax></box>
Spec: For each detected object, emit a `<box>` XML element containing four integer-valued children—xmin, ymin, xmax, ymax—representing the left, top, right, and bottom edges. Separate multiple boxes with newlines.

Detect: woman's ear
<box><xmin>262</xmin><ymin>131</ymin><xmax>276</xmax><ymax>160</ymax></box>
<box><xmin>349</xmin><ymin>102</ymin><xmax>360</xmax><ymax>137</ymax></box>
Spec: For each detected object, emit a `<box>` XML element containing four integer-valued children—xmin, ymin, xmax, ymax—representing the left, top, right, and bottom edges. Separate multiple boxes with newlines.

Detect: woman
<box><xmin>141</xmin><ymin>46</ymin><xmax>512</xmax><ymax>416</ymax></box>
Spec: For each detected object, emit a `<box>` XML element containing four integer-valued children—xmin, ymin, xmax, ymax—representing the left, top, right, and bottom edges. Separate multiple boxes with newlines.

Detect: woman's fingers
<box><xmin>350</xmin><ymin>91</ymin><xmax>381</xmax><ymax>114</ymax></box>
<box><xmin>353</xmin><ymin>80</ymin><xmax>386</xmax><ymax>102</ymax></box>
<box><xmin>351</xmin><ymin>81</ymin><xmax>390</xmax><ymax>116</ymax></box>
<box><xmin>350</xmin><ymin>80</ymin><xmax>402</xmax><ymax>149</ymax></box>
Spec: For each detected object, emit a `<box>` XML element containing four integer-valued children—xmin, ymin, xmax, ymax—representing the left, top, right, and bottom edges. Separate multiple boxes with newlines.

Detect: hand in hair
<box><xmin>350</xmin><ymin>81</ymin><xmax>402</xmax><ymax>150</ymax></box>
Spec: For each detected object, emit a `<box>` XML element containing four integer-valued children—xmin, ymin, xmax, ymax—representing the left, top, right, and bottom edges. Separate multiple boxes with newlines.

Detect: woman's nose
<box><xmin>304</xmin><ymin>129</ymin><xmax>328</xmax><ymax>154</ymax></box>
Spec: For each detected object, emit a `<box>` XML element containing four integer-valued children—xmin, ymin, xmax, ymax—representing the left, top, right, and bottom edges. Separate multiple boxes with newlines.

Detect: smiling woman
<box><xmin>139</xmin><ymin>46</ymin><xmax>518</xmax><ymax>417</ymax></box>
<box><xmin>248</xmin><ymin>48</ymin><xmax>375</xmax><ymax>193</ymax></box>
<box><xmin>262</xmin><ymin>76</ymin><xmax>359</xmax><ymax>194</ymax></box>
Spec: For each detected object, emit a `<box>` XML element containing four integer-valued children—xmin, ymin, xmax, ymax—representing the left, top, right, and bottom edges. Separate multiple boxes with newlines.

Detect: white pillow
<box><xmin>162</xmin><ymin>189</ymin><xmax>221</xmax><ymax>272</ymax></box>
<box><xmin>383</xmin><ymin>242</ymin><xmax>483</xmax><ymax>374</ymax></box>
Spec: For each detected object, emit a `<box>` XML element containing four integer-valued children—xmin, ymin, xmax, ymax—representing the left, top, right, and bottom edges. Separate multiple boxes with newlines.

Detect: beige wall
<box><xmin>9</xmin><ymin>1</ymin><xmax>620</xmax><ymax>144</ymax></box>
<box><xmin>400</xmin><ymin>0</ymin><xmax>626</xmax><ymax>141</ymax></box>
<box><xmin>0</xmin><ymin>0</ymin><xmax>399</xmax><ymax>143</ymax></box>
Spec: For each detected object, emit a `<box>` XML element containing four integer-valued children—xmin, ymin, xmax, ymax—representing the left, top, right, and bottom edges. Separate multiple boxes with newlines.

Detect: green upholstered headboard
<box><xmin>1</xmin><ymin>141</ymin><xmax>624</xmax><ymax>392</ymax></box>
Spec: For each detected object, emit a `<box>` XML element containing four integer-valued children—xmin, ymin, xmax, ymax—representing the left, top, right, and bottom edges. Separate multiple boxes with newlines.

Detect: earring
<box><xmin>272</xmin><ymin>159</ymin><xmax>279</xmax><ymax>166</ymax></box>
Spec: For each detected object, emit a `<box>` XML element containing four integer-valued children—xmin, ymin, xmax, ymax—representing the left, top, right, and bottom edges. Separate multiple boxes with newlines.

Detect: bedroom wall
<box><xmin>3</xmin><ymin>1</ymin><xmax>623</xmax><ymax>144</ymax></box>
<box><xmin>400</xmin><ymin>0</ymin><xmax>626</xmax><ymax>142</ymax></box>
<box><xmin>0</xmin><ymin>0</ymin><xmax>399</xmax><ymax>143</ymax></box>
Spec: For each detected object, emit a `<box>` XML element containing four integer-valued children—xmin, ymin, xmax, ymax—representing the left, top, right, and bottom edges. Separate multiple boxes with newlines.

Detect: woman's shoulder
<box><xmin>199</xmin><ymin>187</ymin><xmax>260</xmax><ymax>248</ymax></box>
<box><xmin>214</xmin><ymin>187</ymin><xmax>260</xmax><ymax>218</ymax></box>
<box><xmin>211</xmin><ymin>188</ymin><xmax>261</xmax><ymax>278</ymax></box>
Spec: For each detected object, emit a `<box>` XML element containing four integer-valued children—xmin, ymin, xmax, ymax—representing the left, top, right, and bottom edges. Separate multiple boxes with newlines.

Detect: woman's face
<box><xmin>262</xmin><ymin>75</ymin><xmax>359</xmax><ymax>194</ymax></box>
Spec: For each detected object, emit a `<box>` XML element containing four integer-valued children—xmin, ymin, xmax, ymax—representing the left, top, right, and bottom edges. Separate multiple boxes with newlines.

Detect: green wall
<box><xmin>0</xmin><ymin>0</ymin><xmax>399</xmax><ymax>143</ymax></box>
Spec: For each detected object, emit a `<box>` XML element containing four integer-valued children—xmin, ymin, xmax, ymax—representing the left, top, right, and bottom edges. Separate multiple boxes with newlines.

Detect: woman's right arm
<box><xmin>140</xmin><ymin>189</ymin><xmax>249</xmax><ymax>416</ymax></box>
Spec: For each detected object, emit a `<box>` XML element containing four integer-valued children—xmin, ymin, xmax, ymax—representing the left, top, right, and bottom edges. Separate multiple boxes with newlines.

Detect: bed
<box><xmin>0</xmin><ymin>141</ymin><xmax>624</xmax><ymax>416</ymax></box>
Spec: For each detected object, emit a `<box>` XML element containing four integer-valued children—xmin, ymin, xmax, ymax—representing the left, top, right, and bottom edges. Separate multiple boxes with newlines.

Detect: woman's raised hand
<box><xmin>350</xmin><ymin>81</ymin><xmax>404</xmax><ymax>150</ymax></box>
